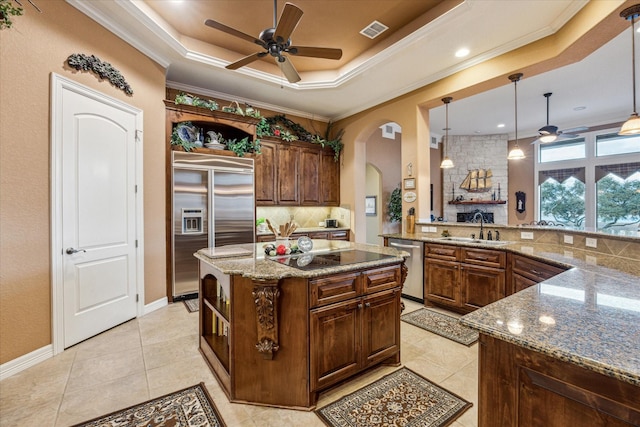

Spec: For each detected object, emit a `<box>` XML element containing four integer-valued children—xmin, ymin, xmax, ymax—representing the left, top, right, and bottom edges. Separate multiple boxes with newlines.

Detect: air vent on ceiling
<box><xmin>360</xmin><ymin>20</ymin><xmax>388</xmax><ymax>39</ymax></box>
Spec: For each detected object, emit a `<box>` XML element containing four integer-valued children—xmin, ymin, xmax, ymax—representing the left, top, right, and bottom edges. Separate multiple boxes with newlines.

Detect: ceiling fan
<box><xmin>204</xmin><ymin>0</ymin><xmax>343</xmax><ymax>84</ymax></box>
<box><xmin>534</xmin><ymin>92</ymin><xmax>588</xmax><ymax>144</ymax></box>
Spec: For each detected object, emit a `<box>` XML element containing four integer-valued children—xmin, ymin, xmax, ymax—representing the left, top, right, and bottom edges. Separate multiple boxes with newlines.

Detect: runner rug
<box><xmin>315</xmin><ymin>367</ymin><xmax>471</xmax><ymax>427</ymax></box>
<box><xmin>72</xmin><ymin>382</ymin><xmax>225</xmax><ymax>427</ymax></box>
<box><xmin>401</xmin><ymin>308</ymin><xmax>478</xmax><ymax>346</ymax></box>
<box><xmin>184</xmin><ymin>298</ymin><xmax>199</xmax><ymax>313</ymax></box>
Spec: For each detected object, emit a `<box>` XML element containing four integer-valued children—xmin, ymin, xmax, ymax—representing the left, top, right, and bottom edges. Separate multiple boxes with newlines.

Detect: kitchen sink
<box><xmin>437</xmin><ymin>237</ymin><xmax>510</xmax><ymax>246</ymax></box>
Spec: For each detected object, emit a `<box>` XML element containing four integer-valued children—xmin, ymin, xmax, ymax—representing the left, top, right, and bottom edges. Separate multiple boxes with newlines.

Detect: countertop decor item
<box><xmin>170</xmin><ymin>121</ymin><xmax>198</xmax><ymax>151</ymax></box>
<box><xmin>297</xmin><ymin>236</ymin><xmax>313</xmax><ymax>252</ymax></box>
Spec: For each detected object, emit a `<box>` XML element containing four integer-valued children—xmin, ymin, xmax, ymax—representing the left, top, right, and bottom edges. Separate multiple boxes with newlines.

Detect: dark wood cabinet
<box><xmin>425</xmin><ymin>244</ymin><xmax>505</xmax><ymax>312</ymax></box>
<box><xmin>300</xmin><ymin>147</ymin><xmax>321</xmax><ymax>205</ymax></box>
<box><xmin>256</xmin><ymin>229</ymin><xmax>350</xmax><ymax>243</ymax></box>
<box><xmin>254</xmin><ymin>141</ymin><xmax>277</xmax><ymax>205</ymax></box>
<box><xmin>509</xmin><ymin>253</ymin><xmax>567</xmax><ymax>295</ymax></box>
<box><xmin>425</xmin><ymin>258</ymin><xmax>460</xmax><ymax>308</ymax></box>
<box><xmin>254</xmin><ymin>138</ymin><xmax>340</xmax><ymax>206</ymax></box>
<box><xmin>478</xmin><ymin>334</ymin><xmax>640</xmax><ymax>427</ymax></box>
<box><xmin>276</xmin><ymin>144</ymin><xmax>299</xmax><ymax>205</ymax></box>
<box><xmin>310</xmin><ymin>265</ymin><xmax>402</xmax><ymax>392</ymax></box>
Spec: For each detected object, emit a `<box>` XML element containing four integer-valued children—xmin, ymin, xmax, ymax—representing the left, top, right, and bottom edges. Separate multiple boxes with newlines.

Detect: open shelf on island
<box><xmin>448</xmin><ymin>200</ymin><xmax>506</xmax><ymax>205</ymax></box>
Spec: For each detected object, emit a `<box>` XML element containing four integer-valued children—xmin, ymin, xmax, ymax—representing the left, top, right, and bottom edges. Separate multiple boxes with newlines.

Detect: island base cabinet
<box><xmin>478</xmin><ymin>334</ymin><xmax>640</xmax><ymax>426</ymax></box>
<box><xmin>310</xmin><ymin>288</ymin><xmax>401</xmax><ymax>392</ymax></box>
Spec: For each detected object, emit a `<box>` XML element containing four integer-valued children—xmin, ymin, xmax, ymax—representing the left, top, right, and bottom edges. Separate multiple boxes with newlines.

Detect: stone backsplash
<box><xmin>257</xmin><ymin>206</ymin><xmax>351</xmax><ymax>229</ymax></box>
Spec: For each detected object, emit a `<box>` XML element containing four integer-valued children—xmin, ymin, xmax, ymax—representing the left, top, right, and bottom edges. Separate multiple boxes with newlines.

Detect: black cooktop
<box><xmin>271</xmin><ymin>249</ymin><xmax>395</xmax><ymax>271</ymax></box>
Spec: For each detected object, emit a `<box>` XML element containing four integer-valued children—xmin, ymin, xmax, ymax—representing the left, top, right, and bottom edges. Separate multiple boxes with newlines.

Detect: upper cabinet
<box><xmin>165</xmin><ymin>100</ymin><xmax>341</xmax><ymax>207</ymax></box>
<box><xmin>255</xmin><ymin>138</ymin><xmax>340</xmax><ymax>207</ymax></box>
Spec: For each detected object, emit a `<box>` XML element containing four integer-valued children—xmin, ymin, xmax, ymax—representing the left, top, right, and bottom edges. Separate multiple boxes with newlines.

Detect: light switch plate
<box><xmin>521</xmin><ymin>231</ymin><xmax>534</xmax><ymax>240</ymax></box>
<box><xmin>563</xmin><ymin>235</ymin><xmax>573</xmax><ymax>244</ymax></box>
<box><xmin>586</xmin><ymin>238</ymin><xmax>597</xmax><ymax>248</ymax></box>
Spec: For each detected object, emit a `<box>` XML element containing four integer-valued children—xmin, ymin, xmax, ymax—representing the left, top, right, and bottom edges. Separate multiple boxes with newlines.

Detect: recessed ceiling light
<box><xmin>574</xmin><ymin>106</ymin><xmax>586</xmax><ymax>111</ymax></box>
<box><xmin>497</xmin><ymin>123</ymin><xmax>505</xmax><ymax>128</ymax></box>
<box><xmin>455</xmin><ymin>48</ymin><xmax>470</xmax><ymax>58</ymax></box>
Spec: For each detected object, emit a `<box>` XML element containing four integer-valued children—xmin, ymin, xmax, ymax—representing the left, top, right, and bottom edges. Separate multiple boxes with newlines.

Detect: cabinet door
<box><xmin>320</xmin><ymin>150</ymin><xmax>340</xmax><ymax>206</ymax></box>
<box><xmin>310</xmin><ymin>299</ymin><xmax>361</xmax><ymax>391</ymax></box>
<box><xmin>512</xmin><ymin>273</ymin><xmax>538</xmax><ymax>294</ymax></box>
<box><xmin>425</xmin><ymin>259</ymin><xmax>460</xmax><ymax>308</ymax></box>
<box><xmin>362</xmin><ymin>289</ymin><xmax>400</xmax><ymax>367</ymax></box>
<box><xmin>460</xmin><ymin>264</ymin><xmax>505</xmax><ymax>311</ymax></box>
<box><xmin>300</xmin><ymin>147</ymin><xmax>321</xmax><ymax>205</ymax></box>
<box><xmin>254</xmin><ymin>141</ymin><xmax>277</xmax><ymax>205</ymax></box>
<box><xmin>329</xmin><ymin>230</ymin><xmax>349</xmax><ymax>240</ymax></box>
<box><xmin>277</xmin><ymin>144</ymin><xmax>299</xmax><ymax>205</ymax></box>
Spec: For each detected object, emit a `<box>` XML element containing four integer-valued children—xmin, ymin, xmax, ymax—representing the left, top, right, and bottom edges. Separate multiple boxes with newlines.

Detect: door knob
<box><xmin>65</xmin><ymin>247</ymin><xmax>86</xmax><ymax>254</ymax></box>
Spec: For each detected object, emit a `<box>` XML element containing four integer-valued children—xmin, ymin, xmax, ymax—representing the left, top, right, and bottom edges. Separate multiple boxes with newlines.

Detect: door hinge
<box><xmin>135</xmin><ymin>129</ymin><xmax>142</xmax><ymax>141</ymax></box>
<box><xmin>136</xmin><ymin>294</ymin><xmax>139</xmax><ymax>302</ymax></box>
<box><xmin>135</xmin><ymin>239</ymin><xmax>138</xmax><ymax>248</ymax></box>
<box><xmin>135</xmin><ymin>184</ymin><xmax>138</xmax><ymax>193</ymax></box>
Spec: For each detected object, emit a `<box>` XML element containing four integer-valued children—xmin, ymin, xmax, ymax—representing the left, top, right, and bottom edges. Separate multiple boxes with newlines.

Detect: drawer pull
<box><xmin>530</xmin><ymin>269</ymin><xmax>541</xmax><ymax>276</ymax></box>
<box><xmin>357</xmin><ymin>303</ymin><xmax>363</xmax><ymax>309</ymax></box>
<box><xmin>475</xmin><ymin>256</ymin><xmax>488</xmax><ymax>260</ymax></box>
<box><xmin>365</xmin><ymin>302</ymin><xmax>371</xmax><ymax>308</ymax></box>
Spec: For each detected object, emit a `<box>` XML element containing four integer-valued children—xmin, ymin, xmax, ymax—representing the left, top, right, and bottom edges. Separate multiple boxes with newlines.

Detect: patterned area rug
<box><xmin>72</xmin><ymin>383</ymin><xmax>225</xmax><ymax>427</ymax></box>
<box><xmin>184</xmin><ymin>298</ymin><xmax>199</xmax><ymax>313</ymax></box>
<box><xmin>316</xmin><ymin>367</ymin><xmax>471</xmax><ymax>427</ymax></box>
<box><xmin>401</xmin><ymin>308</ymin><xmax>478</xmax><ymax>346</ymax></box>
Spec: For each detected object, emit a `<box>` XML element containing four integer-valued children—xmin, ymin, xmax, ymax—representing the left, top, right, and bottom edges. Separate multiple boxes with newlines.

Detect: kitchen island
<box><xmin>194</xmin><ymin>240</ymin><xmax>408</xmax><ymax>410</ymax></box>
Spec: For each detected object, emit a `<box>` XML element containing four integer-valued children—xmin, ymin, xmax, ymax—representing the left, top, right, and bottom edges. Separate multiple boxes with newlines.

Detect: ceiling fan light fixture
<box><xmin>508</xmin><ymin>73</ymin><xmax>525</xmax><ymax>160</ymax></box>
<box><xmin>440</xmin><ymin>97</ymin><xmax>454</xmax><ymax>169</ymax></box>
<box><xmin>539</xmin><ymin>134</ymin><xmax>558</xmax><ymax>143</ymax></box>
<box><xmin>619</xmin><ymin>5</ymin><xmax>640</xmax><ymax>135</ymax></box>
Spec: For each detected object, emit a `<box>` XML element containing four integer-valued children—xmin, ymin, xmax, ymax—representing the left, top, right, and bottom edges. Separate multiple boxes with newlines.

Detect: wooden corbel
<box><xmin>252</xmin><ymin>279</ymin><xmax>281</xmax><ymax>359</ymax></box>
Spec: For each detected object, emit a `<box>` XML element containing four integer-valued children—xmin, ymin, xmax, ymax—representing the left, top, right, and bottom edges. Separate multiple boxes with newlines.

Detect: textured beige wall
<box><xmin>0</xmin><ymin>0</ymin><xmax>166</xmax><ymax>363</ymax></box>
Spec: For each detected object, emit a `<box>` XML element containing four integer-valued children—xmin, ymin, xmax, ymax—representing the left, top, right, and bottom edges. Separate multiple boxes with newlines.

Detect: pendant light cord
<box><xmin>631</xmin><ymin>14</ymin><xmax>637</xmax><ymax>115</ymax></box>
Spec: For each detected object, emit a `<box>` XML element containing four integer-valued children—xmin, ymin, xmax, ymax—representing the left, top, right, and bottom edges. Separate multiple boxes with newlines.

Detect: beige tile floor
<box><xmin>0</xmin><ymin>299</ymin><xmax>478</xmax><ymax>426</ymax></box>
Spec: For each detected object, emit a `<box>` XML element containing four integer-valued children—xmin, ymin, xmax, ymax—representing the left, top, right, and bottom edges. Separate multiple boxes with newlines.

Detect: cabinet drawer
<box><xmin>310</xmin><ymin>272</ymin><xmax>360</xmax><ymax>307</ymax></box>
<box><xmin>512</xmin><ymin>255</ymin><xmax>566</xmax><ymax>282</ymax></box>
<box><xmin>425</xmin><ymin>244</ymin><xmax>460</xmax><ymax>261</ymax></box>
<box><xmin>308</xmin><ymin>231</ymin><xmax>329</xmax><ymax>239</ymax></box>
<box><xmin>362</xmin><ymin>265</ymin><xmax>401</xmax><ymax>294</ymax></box>
<box><xmin>329</xmin><ymin>230</ymin><xmax>349</xmax><ymax>240</ymax></box>
<box><xmin>462</xmin><ymin>248</ymin><xmax>505</xmax><ymax>268</ymax></box>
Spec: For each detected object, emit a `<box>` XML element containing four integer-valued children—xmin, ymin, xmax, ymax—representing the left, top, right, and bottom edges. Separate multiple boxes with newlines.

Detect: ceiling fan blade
<box><xmin>560</xmin><ymin>126</ymin><xmax>588</xmax><ymax>134</ymax></box>
<box><xmin>277</xmin><ymin>56</ymin><xmax>301</xmax><ymax>83</ymax></box>
<box><xmin>273</xmin><ymin>3</ymin><xmax>303</xmax><ymax>43</ymax></box>
<box><xmin>205</xmin><ymin>19</ymin><xmax>267</xmax><ymax>49</ymax></box>
<box><xmin>288</xmin><ymin>46</ymin><xmax>343</xmax><ymax>60</ymax></box>
<box><xmin>226</xmin><ymin>52</ymin><xmax>266</xmax><ymax>70</ymax></box>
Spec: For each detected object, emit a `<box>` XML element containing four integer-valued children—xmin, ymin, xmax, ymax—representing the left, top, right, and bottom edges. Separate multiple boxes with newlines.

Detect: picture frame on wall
<box><xmin>404</xmin><ymin>178</ymin><xmax>416</xmax><ymax>190</ymax></box>
<box><xmin>365</xmin><ymin>196</ymin><xmax>377</xmax><ymax>216</ymax></box>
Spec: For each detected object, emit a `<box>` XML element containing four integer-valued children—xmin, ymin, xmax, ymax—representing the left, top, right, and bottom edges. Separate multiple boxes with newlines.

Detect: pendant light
<box><xmin>440</xmin><ymin>96</ymin><xmax>454</xmax><ymax>169</ymax></box>
<box><xmin>620</xmin><ymin>5</ymin><xmax>640</xmax><ymax>135</ymax></box>
<box><xmin>507</xmin><ymin>73</ymin><xmax>526</xmax><ymax>160</ymax></box>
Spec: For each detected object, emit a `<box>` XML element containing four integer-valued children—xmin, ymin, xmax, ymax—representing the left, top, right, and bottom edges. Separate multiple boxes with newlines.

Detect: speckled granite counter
<box><xmin>380</xmin><ymin>232</ymin><xmax>640</xmax><ymax>387</ymax></box>
<box><xmin>194</xmin><ymin>239</ymin><xmax>408</xmax><ymax>280</ymax></box>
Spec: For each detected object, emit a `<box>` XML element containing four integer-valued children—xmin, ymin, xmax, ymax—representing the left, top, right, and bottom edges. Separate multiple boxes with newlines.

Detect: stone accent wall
<box><xmin>443</xmin><ymin>134</ymin><xmax>508</xmax><ymax>224</ymax></box>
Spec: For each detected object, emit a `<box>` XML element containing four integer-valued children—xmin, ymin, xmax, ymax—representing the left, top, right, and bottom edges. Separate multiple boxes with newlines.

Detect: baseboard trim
<box><xmin>0</xmin><ymin>344</ymin><xmax>54</xmax><ymax>381</ymax></box>
<box><xmin>144</xmin><ymin>296</ymin><xmax>168</xmax><ymax>315</ymax></box>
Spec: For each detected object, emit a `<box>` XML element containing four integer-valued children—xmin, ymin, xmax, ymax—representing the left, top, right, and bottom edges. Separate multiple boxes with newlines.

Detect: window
<box><xmin>535</xmin><ymin>129</ymin><xmax>640</xmax><ymax>234</ymax></box>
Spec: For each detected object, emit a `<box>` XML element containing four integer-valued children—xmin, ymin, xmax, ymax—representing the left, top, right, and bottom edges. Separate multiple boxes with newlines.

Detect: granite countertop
<box><xmin>379</xmin><ymin>232</ymin><xmax>640</xmax><ymax>387</ymax></box>
<box><xmin>194</xmin><ymin>240</ymin><xmax>408</xmax><ymax>280</ymax></box>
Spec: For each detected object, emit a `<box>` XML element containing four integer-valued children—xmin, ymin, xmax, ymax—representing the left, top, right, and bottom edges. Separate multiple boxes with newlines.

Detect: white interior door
<box><xmin>51</xmin><ymin>74</ymin><xmax>142</xmax><ymax>349</ymax></box>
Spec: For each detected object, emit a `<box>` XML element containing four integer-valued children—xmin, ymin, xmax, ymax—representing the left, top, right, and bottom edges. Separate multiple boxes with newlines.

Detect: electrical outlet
<box><xmin>586</xmin><ymin>255</ymin><xmax>597</xmax><ymax>265</ymax></box>
<box><xmin>290</xmin><ymin>214</ymin><xmax>294</xmax><ymax>220</ymax></box>
<box><xmin>586</xmin><ymin>238</ymin><xmax>597</xmax><ymax>248</ymax></box>
<box><xmin>563</xmin><ymin>235</ymin><xmax>573</xmax><ymax>244</ymax></box>
<box><xmin>563</xmin><ymin>250</ymin><xmax>574</xmax><ymax>258</ymax></box>
<box><xmin>341</xmin><ymin>214</ymin><xmax>345</xmax><ymax>219</ymax></box>
<box><xmin>421</xmin><ymin>226</ymin><xmax>437</xmax><ymax>233</ymax></box>
<box><xmin>521</xmin><ymin>231</ymin><xmax>534</xmax><ymax>240</ymax></box>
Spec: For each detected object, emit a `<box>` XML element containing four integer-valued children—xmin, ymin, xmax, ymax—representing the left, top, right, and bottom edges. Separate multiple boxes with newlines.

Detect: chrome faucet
<box><xmin>472</xmin><ymin>212</ymin><xmax>485</xmax><ymax>240</ymax></box>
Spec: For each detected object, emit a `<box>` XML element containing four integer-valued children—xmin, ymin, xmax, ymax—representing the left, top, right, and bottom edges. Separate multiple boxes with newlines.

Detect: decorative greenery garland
<box><xmin>388</xmin><ymin>186</ymin><xmax>403</xmax><ymax>222</ymax></box>
<box><xmin>173</xmin><ymin>93</ymin><xmax>343</xmax><ymax>160</ymax></box>
<box><xmin>0</xmin><ymin>0</ymin><xmax>23</xmax><ymax>29</ymax></box>
<box><xmin>67</xmin><ymin>54</ymin><xmax>133</xmax><ymax>95</ymax></box>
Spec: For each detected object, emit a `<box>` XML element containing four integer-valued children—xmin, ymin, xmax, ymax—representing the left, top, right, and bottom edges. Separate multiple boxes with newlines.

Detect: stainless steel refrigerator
<box><xmin>172</xmin><ymin>151</ymin><xmax>254</xmax><ymax>299</ymax></box>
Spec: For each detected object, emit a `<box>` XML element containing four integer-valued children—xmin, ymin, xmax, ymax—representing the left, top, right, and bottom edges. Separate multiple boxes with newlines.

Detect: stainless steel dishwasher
<box><xmin>388</xmin><ymin>238</ymin><xmax>424</xmax><ymax>302</ymax></box>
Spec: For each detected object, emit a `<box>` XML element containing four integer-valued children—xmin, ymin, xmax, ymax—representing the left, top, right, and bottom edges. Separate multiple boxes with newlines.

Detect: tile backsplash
<box><xmin>257</xmin><ymin>206</ymin><xmax>351</xmax><ymax>229</ymax></box>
